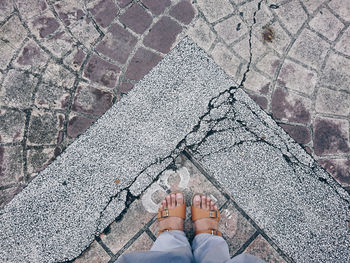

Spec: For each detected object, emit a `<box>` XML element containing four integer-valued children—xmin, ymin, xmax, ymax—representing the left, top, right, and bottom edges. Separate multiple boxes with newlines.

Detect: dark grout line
<box><xmin>232</xmin><ymin>231</ymin><xmax>259</xmax><ymax>257</ymax></box>
<box><xmin>96</xmin><ymin>236</ymin><xmax>115</xmax><ymax>258</ymax></box>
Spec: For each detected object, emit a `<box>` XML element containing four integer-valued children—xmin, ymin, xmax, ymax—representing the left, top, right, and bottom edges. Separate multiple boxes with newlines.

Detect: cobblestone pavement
<box><xmin>1</xmin><ymin>0</ymin><xmax>350</xmax><ymax>258</ymax></box>
<box><xmin>74</xmin><ymin>154</ymin><xmax>291</xmax><ymax>263</ymax></box>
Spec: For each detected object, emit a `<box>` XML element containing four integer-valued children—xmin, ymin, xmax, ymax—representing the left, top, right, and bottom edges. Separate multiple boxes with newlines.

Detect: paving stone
<box><xmin>53</xmin><ymin>0</ymin><xmax>87</xmax><ymax>27</ymax></box>
<box><xmin>244</xmin><ymin>235</ymin><xmax>286</xmax><ymax>263</ymax></box>
<box><xmin>275</xmin><ymin>0</ymin><xmax>307</xmax><ymax>35</ymax></box>
<box><xmin>125</xmin><ymin>47</ymin><xmax>162</xmax><ymax>81</ymax></box>
<box><xmin>238</xmin><ymin>0</ymin><xmax>265</xmax><ymax>26</ymax></box>
<box><xmin>197</xmin><ymin>0</ymin><xmax>234</xmax><ymax>23</ymax></box>
<box><xmin>88</xmin><ymin>0</ymin><xmax>119</xmax><ymax>28</ymax></box>
<box><xmin>14</xmin><ymin>0</ymin><xmax>47</xmax><ymax>19</ymax></box>
<box><xmin>143</xmin><ymin>17</ymin><xmax>182</xmax><ymax>54</ymax></box>
<box><xmin>0</xmin><ymin>185</ymin><xmax>25</xmax><ymax>210</ymax></box>
<box><xmin>123</xmin><ymin>232</ymin><xmax>154</xmax><ymax>254</ymax></box>
<box><xmin>0</xmin><ymin>0</ymin><xmax>13</xmax><ymax>21</ymax></box>
<box><xmin>187</xmin><ymin>18</ymin><xmax>216</xmax><ymax>51</ymax></box>
<box><xmin>315</xmin><ymin>88</ymin><xmax>350</xmax><ymax>116</ymax></box>
<box><xmin>42</xmin><ymin>30</ymin><xmax>75</xmax><ymax>58</ymax></box>
<box><xmin>319</xmin><ymin>159</ymin><xmax>350</xmax><ymax>188</ymax></box>
<box><xmin>0</xmin><ymin>146</ymin><xmax>24</xmax><ymax>187</ymax></box>
<box><xmin>279</xmin><ymin>124</ymin><xmax>311</xmax><ymax>145</ymax></box>
<box><xmin>335</xmin><ymin>27</ymin><xmax>350</xmax><ymax>56</ymax></box>
<box><xmin>30</xmin><ymin>12</ymin><xmax>60</xmax><ymax>39</ymax></box>
<box><xmin>289</xmin><ymin>29</ymin><xmax>330</xmax><ymax>69</ymax></box>
<box><xmin>255</xmin><ymin>52</ymin><xmax>281</xmax><ymax>78</ymax></box>
<box><xmin>101</xmin><ymin>199</ymin><xmax>154</xmax><ymax>254</ymax></box>
<box><xmin>313</xmin><ymin>116</ymin><xmax>350</xmax><ymax>156</ymax></box>
<box><xmin>69</xmin><ymin>18</ymin><xmax>100</xmax><ymax>48</ymax></box>
<box><xmin>0</xmin><ymin>41</ymin><xmax>13</xmax><ymax>70</ymax></box>
<box><xmin>117</xmin><ymin>0</ymin><xmax>133</xmax><ymax>8</ymax></box>
<box><xmin>15</xmin><ymin>40</ymin><xmax>49</xmax><ymax>73</ymax></box>
<box><xmin>42</xmin><ymin>61</ymin><xmax>75</xmax><ymax>89</ymax></box>
<box><xmin>117</xmin><ymin>82</ymin><xmax>134</xmax><ymax>96</ymax></box>
<box><xmin>214</xmin><ymin>15</ymin><xmax>248</xmax><ymax>45</ymax></box>
<box><xmin>0</xmin><ymin>69</ymin><xmax>38</xmax><ymax>108</ymax></box>
<box><xmin>220</xmin><ymin>203</ymin><xmax>256</xmax><ymax>256</ymax></box>
<box><xmin>141</xmin><ymin>0</ymin><xmax>171</xmax><ymax>16</ymax></box>
<box><xmin>0</xmin><ymin>15</ymin><xmax>27</xmax><ymax>49</ymax></box>
<box><xmin>97</xmin><ymin>23</ymin><xmax>137</xmax><ymax>64</ymax></box>
<box><xmin>67</xmin><ymin>113</ymin><xmax>96</xmax><ymax>138</ymax></box>
<box><xmin>321</xmin><ymin>52</ymin><xmax>350</xmax><ymax>92</ymax></box>
<box><xmin>0</xmin><ymin>16</ymin><xmax>26</xmax><ymax>69</ymax></box>
<box><xmin>27</xmin><ymin>110</ymin><xmax>65</xmax><ymax>145</ymax></box>
<box><xmin>120</xmin><ymin>4</ymin><xmax>152</xmax><ymax>34</ymax></box>
<box><xmin>302</xmin><ymin>0</ymin><xmax>323</xmax><ymax>14</ymax></box>
<box><xmin>169</xmin><ymin>0</ymin><xmax>195</xmax><ymax>25</ymax></box>
<box><xmin>64</xmin><ymin>47</ymin><xmax>87</xmax><ymax>71</ymax></box>
<box><xmin>211</xmin><ymin>42</ymin><xmax>240</xmax><ymax>78</ymax></box>
<box><xmin>254</xmin><ymin>22</ymin><xmax>291</xmax><ymax>55</ymax></box>
<box><xmin>278</xmin><ymin>59</ymin><xmax>317</xmax><ymax>95</ymax></box>
<box><xmin>243</xmin><ymin>70</ymin><xmax>271</xmax><ymax>94</ymax></box>
<box><xmin>0</xmin><ymin>109</ymin><xmax>26</xmax><ymax>143</ymax></box>
<box><xmin>271</xmin><ymin>87</ymin><xmax>311</xmax><ymax>124</ymax></box>
<box><xmin>328</xmin><ymin>0</ymin><xmax>350</xmax><ymax>21</ymax></box>
<box><xmin>27</xmin><ymin>147</ymin><xmax>55</xmax><ymax>173</ymax></box>
<box><xmin>248</xmin><ymin>93</ymin><xmax>268</xmax><ymax>110</ymax></box>
<box><xmin>84</xmin><ymin>54</ymin><xmax>120</xmax><ymax>88</ymax></box>
<box><xmin>35</xmin><ymin>82</ymin><xmax>71</xmax><ymax>110</ymax></box>
<box><xmin>72</xmin><ymin>83</ymin><xmax>114</xmax><ymax>116</ymax></box>
<box><xmin>231</xmin><ymin>37</ymin><xmax>252</xmax><ymax>62</ymax></box>
<box><xmin>309</xmin><ymin>8</ymin><xmax>344</xmax><ymax>41</ymax></box>
<box><xmin>74</xmin><ymin>241</ymin><xmax>110</xmax><ymax>263</ymax></box>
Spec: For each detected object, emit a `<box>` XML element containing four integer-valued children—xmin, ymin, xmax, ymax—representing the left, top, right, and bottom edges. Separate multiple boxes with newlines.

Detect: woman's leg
<box><xmin>191</xmin><ymin>195</ymin><xmax>230</xmax><ymax>263</ymax></box>
<box><xmin>151</xmin><ymin>193</ymin><xmax>193</xmax><ymax>262</ymax></box>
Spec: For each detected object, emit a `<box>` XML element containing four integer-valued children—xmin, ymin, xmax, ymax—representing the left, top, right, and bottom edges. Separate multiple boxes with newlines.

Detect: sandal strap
<box><xmin>195</xmin><ymin>229</ymin><xmax>222</xmax><ymax>236</ymax></box>
<box><xmin>157</xmin><ymin>204</ymin><xmax>186</xmax><ymax>221</ymax></box>
<box><xmin>191</xmin><ymin>206</ymin><xmax>220</xmax><ymax>222</ymax></box>
<box><xmin>158</xmin><ymin>228</ymin><xmax>183</xmax><ymax>236</ymax></box>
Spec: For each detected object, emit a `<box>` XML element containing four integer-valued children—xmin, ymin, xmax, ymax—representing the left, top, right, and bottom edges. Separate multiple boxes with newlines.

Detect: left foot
<box><xmin>158</xmin><ymin>193</ymin><xmax>185</xmax><ymax>234</ymax></box>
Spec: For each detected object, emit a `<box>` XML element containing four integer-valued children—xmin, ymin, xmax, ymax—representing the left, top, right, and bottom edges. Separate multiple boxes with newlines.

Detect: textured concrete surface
<box><xmin>187</xmin><ymin>88</ymin><xmax>350</xmax><ymax>262</ymax></box>
<box><xmin>0</xmin><ymin>37</ymin><xmax>234</xmax><ymax>263</ymax></box>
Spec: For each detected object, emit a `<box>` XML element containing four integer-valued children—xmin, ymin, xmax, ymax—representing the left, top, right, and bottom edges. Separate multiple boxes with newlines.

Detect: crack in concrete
<box><xmin>239</xmin><ymin>0</ymin><xmax>264</xmax><ymax>88</ymax></box>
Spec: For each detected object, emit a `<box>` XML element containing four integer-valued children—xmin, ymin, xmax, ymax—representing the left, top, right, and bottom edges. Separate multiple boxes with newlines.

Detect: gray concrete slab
<box><xmin>0</xmin><ymin>37</ymin><xmax>235</xmax><ymax>262</ymax></box>
<box><xmin>187</xmin><ymin>89</ymin><xmax>350</xmax><ymax>262</ymax></box>
<box><xmin>1</xmin><ymin>36</ymin><xmax>349</xmax><ymax>263</ymax></box>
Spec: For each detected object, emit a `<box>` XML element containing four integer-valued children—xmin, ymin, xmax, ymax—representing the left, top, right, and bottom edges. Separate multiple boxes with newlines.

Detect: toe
<box><xmin>210</xmin><ymin>200</ymin><xmax>215</xmax><ymax>210</ymax></box>
<box><xmin>165</xmin><ymin>194</ymin><xmax>171</xmax><ymax>208</ymax></box>
<box><xmin>193</xmin><ymin>194</ymin><xmax>201</xmax><ymax>207</ymax></box>
<box><xmin>161</xmin><ymin>200</ymin><xmax>166</xmax><ymax>209</ymax></box>
<box><xmin>171</xmin><ymin>193</ymin><xmax>176</xmax><ymax>208</ymax></box>
<box><xmin>176</xmin><ymin>192</ymin><xmax>184</xmax><ymax>206</ymax></box>
<box><xmin>206</xmin><ymin>196</ymin><xmax>211</xmax><ymax>209</ymax></box>
<box><xmin>201</xmin><ymin>195</ymin><xmax>207</xmax><ymax>210</ymax></box>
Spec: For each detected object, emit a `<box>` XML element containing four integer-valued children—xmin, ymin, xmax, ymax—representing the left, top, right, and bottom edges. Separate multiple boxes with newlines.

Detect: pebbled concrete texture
<box><xmin>187</xmin><ymin>88</ymin><xmax>350</xmax><ymax>262</ymax></box>
<box><xmin>0</xmin><ymin>37</ymin><xmax>234</xmax><ymax>262</ymax></box>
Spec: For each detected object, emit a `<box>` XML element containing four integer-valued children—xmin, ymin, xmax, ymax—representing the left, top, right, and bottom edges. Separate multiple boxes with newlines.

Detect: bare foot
<box><xmin>192</xmin><ymin>194</ymin><xmax>219</xmax><ymax>234</ymax></box>
<box><xmin>158</xmin><ymin>193</ymin><xmax>185</xmax><ymax>232</ymax></box>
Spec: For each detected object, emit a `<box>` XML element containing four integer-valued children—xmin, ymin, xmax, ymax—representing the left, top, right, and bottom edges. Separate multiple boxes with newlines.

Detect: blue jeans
<box><xmin>116</xmin><ymin>230</ymin><xmax>265</xmax><ymax>263</ymax></box>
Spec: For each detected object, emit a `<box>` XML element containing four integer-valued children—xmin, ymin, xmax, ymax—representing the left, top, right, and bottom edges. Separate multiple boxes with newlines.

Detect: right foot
<box><xmin>192</xmin><ymin>194</ymin><xmax>219</xmax><ymax>235</ymax></box>
<box><xmin>158</xmin><ymin>193</ymin><xmax>185</xmax><ymax>233</ymax></box>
